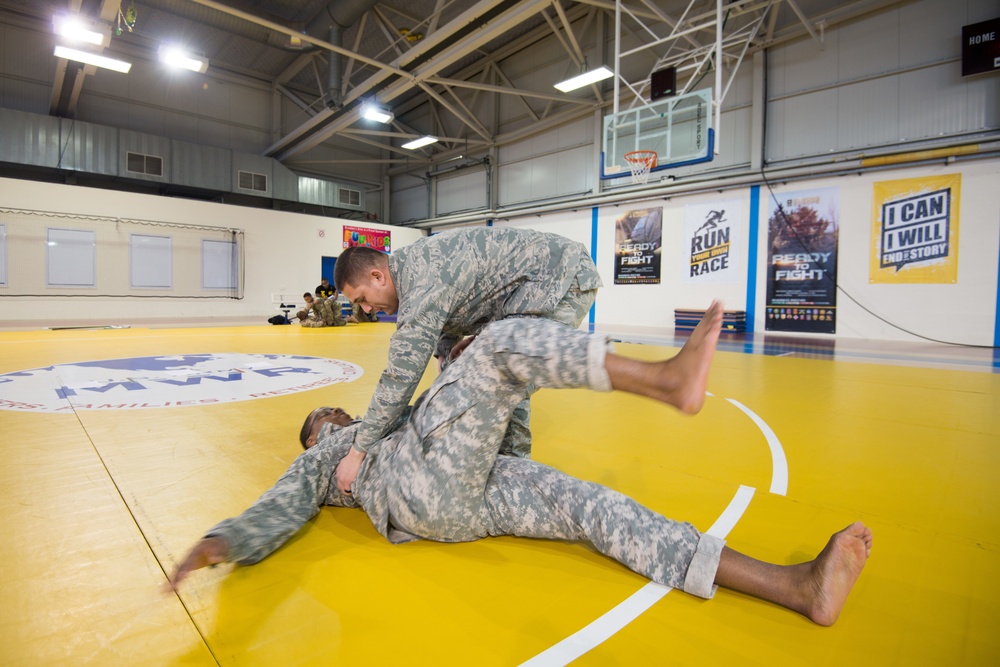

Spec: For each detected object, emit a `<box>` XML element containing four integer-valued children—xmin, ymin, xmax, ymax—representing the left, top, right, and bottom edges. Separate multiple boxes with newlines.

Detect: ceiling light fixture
<box><xmin>361</xmin><ymin>103</ymin><xmax>393</xmax><ymax>123</ymax></box>
<box><xmin>53</xmin><ymin>15</ymin><xmax>109</xmax><ymax>47</ymax></box>
<box><xmin>53</xmin><ymin>45</ymin><xmax>131</xmax><ymax>73</ymax></box>
<box><xmin>402</xmin><ymin>136</ymin><xmax>438</xmax><ymax>150</ymax></box>
<box><xmin>159</xmin><ymin>46</ymin><xmax>209</xmax><ymax>73</ymax></box>
<box><xmin>554</xmin><ymin>66</ymin><xmax>614</xmax><ymax>92</ymax></box>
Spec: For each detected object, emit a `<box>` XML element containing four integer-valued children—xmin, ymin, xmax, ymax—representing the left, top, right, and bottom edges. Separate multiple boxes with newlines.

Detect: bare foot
<box><xmin>654</xmin><ymin>300</ymin><xmax>724</xmax><ymax>414</ymax></box>
<box><xmin>605</xmin><ymin>300</ymin><xmax>723</xmax><ymax>413</ymax></box>
<box><xmin>803</xmin><ymin>522</ymin><xmax>872</xmax><ymax>626</ymax></box>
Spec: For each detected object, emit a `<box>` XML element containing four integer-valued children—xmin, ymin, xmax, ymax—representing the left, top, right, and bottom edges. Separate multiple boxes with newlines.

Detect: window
<box><xmin>130</xmin><ymin>234</ymin><xmax>172</xmax><ymax>288</ymax></box>
<box><xmin>238</xmin><ymin>170</ymin><xmax>268</xmax><ymax>192</ymax></box>
<box><xmin>47</xmin><ymin>228</ymin><xmax>96</xmax><ymax>287</ymax></box>
<box><xmin>126</xmin><ymin>151</ymin><xmax>164</xmax><ymax>176</ymax></box>
<box><xmin>338</xmin><ymin>187</ymin><xmax>361</xmax><ymax>207</ymax></box>
<box><xmin>202</xmin><ymin>239</ymin><xmax>238</xmax><ymax>290</ymax></box>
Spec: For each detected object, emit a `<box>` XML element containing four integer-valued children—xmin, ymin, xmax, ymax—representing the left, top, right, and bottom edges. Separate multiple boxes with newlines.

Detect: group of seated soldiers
<box><xmin>297</xmin><ymin>278</ymin><xmax>379</xmax><ymax>328</ymax></box>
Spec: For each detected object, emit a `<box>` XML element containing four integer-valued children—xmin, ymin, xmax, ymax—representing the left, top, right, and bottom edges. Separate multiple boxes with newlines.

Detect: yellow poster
<box><xmin>870</xmin><ymin>174</ymin><xmax>960</xmax><ymax>284</ymax></box>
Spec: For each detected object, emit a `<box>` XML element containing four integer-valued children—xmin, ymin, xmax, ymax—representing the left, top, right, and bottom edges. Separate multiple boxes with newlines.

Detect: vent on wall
<box><xmin>338</xmin><ymin>187</ymin><xmax>361</xmax><ymax>207</ymax></box>
<box><xmin>126</xmin><ymin>151</ymin><xmax>163</xmax><ymax>176</ymax></box>
<box><xmin>238</xmin><ymin>170</ymin><xmax>268</xmax><ymax>192</ymax></box>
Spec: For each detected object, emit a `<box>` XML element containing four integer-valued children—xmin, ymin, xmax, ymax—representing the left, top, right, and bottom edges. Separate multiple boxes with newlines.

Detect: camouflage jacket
<box><xmin>207</xmin><ymin>414</ymin><xmax>417</xmax><ymax>564</ymax></box>
<box><xmin>353</xmin><ymin>226</ymin><xmax>600</xmax><ymax>451</ymax></box>
<box><xmin>303</xmin><ymin>297</ymin><xmax>346</xmax><ymax>327</ymax></box>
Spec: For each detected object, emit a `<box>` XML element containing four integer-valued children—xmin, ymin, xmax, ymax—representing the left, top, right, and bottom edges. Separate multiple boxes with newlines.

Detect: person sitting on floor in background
<box><xmin>167</xmin><ymin>305</ymin><xmax>871</xmax><ymax>628</ymax></box>
<box><xmin>298</xmin><ymin>292</ymin><xmax>348</xmax><ymax>327</ymax></box>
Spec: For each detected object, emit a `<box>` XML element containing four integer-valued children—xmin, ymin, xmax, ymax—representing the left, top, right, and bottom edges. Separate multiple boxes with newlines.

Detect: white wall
<box><xmin>487</xmin><ymin>157</ymin><xmax>1000</xmax><ymax>345</ymax></box>
<box><xmin>0</xmin><ymin>178</ymin><xmax>426</xmax><ymax>327</ymax></box>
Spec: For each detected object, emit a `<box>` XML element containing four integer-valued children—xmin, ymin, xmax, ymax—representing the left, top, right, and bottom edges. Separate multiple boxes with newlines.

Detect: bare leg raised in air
<box><xmin>605</xmin><ymin>299</ymin><xmax>724</xmax><ymax>414</ymax></box>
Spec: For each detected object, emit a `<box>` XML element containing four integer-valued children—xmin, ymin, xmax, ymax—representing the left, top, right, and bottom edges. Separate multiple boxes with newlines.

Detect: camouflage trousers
<box><xmin>382</xmin><ymin>317</ymin><xmax>724</xmax><ymax>598</ymax></box>
<box><xmin>500</xmin><ymin>279</ymin><xmax>598</xmax><ymax>458</ymax></box>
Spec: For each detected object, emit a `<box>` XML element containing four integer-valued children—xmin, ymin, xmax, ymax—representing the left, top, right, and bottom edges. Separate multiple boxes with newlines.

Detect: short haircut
<box><xmin>303</xmin><ymin>292</ymin><xmax>313</xmax><ymax>299</ymax></box>
<box><xmin>334</xmin><ymin>246</ymin><xmax>387</xmax><ymax>291</ymax></box>
<box><xmin>300</xmin><ymin>407</ymin><xmax>334</xmax><ymax>449</ymax></box>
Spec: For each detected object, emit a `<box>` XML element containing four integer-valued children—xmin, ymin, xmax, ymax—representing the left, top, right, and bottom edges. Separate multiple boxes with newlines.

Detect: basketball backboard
<box><xmin>602</xmin><ymin>89</ymin><xmax>714</xmax><ymax>181</ymax></box>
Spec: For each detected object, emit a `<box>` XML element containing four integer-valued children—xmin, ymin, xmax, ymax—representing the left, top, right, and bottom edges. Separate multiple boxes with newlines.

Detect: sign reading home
<box><xmin>0</xmin><ymin>353</ymin><xmax>363</xmax><ymax>413</ymax></box>
<box><xmin>962</xmin><ymin>17</ymin><xmax>1000</xmax><ymax>76</ymax></box>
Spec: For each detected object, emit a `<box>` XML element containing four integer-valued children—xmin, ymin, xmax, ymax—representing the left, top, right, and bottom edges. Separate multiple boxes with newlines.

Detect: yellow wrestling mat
<box><xmin>1</xmin><ymin>323</ymin><xmax>997</xmax><ymax>665</ymax></box>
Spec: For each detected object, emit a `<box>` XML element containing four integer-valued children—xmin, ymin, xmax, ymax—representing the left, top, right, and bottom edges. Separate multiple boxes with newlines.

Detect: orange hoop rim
<box><xmin>623</xmin><ymin>150</ymin><xmax>658</xmax><ymax>166</ymax></box>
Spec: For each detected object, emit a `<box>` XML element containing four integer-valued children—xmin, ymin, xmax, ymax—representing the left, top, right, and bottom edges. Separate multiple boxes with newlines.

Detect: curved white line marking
<box><xmin>522</xmin><ymin>394</ymin><xmax>788</xmax><ymax>666</ymax></box>
<box><xmin>725</xmin><ymin>398</ymin><xmax>788</xmax><ymax>496</ymax></box>
<box><xmin>519</xmin><ymin>486</ymin><xmax>756</xmax><ymax>667</ymax></box>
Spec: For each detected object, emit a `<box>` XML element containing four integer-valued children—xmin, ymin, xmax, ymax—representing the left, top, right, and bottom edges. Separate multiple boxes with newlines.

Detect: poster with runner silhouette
<box><xmin>614</xmin><ymin>208</ymin><xmax>662</xmax><ymax>284</ymax></box>
<box><xmin>683</xmin><ymin>200</ymin><xmax>742</xmax><ymax>283</ymax></box>
<box><xmin>765</xmin><ymin>187</ymin><xmax>839</xmax><ymax>333</ymax></box>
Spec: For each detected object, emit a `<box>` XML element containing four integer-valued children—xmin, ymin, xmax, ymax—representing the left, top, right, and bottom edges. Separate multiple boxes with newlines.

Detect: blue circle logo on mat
<box><xmin>0</xmin><ymin>353</ymin><xmax>363</xmax><ymax>412</ymax></box>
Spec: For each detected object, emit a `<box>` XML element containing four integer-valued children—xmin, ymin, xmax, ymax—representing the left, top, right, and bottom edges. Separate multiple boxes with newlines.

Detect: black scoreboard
<box><xmin>962</xmin><ymin>17</ymin><xmax>1000</xmax><ymax>77</ymax></box>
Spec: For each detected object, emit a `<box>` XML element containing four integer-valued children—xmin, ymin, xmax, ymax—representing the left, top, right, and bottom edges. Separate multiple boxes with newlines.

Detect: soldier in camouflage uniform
<box><xmin>168</xmin><ymin>306</ymin><xmax>873</xmax><ymax>627</ymax></box>
<box><xmin>333</xmin><ymin>226</ymin><xmax>602</xmax><ymax>494</ymax></box>
<box><xmin>299</xmin><ymin>292</ymin><xmax>347</xmax><ymax>328</ymax></box>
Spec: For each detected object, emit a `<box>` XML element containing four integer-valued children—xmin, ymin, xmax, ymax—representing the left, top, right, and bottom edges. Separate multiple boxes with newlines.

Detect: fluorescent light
<box><xmin>402</xmin><ymin>135</ymin><xmax>438</xmax><ymax>150</ymax></box>
<box><xmin>159</xmin><ymin>46</ymin><xmax>209</xmax><ymax>73</ymax></box>
<box><xmin>554</xmin><ymin>66</ymin><xmax>614</xmax><ymax>92</ymax></box>
<box><xmin>54</xmin><ymin>15</ymin><xmax>108</xmax><ymax>47</ymax></box>
<box><xmin>53</xmin><ymin>45</ymin><xmax>131</xmax><ymax>73</ymax></box>
<box><xmin>361</xmin><ymin>103</ymin><xmax>393</xmax><ymax>123</ymax></box>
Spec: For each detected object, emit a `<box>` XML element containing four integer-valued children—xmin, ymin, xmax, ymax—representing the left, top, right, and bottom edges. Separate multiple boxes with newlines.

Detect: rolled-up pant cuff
<box><xmin>587</xmin><ymin>335</ymin><xmax>614</xmax><ymax>392</ymax></box>
<box><xmin>682</xmin><ymin>533</ymin><xmax>726</xmax><ymax>599</ymax></box>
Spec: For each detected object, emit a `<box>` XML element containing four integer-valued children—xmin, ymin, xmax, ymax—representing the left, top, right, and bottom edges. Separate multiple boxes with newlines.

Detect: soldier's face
<box><xmin>304</xmin><ymin>407</ymin><xmax>354</xmax><ymax>448</ymax></box>
<box><xmin>343</xmin><ymin>269</ymin><xmax>398</xmax><ymax>315</ymax></box>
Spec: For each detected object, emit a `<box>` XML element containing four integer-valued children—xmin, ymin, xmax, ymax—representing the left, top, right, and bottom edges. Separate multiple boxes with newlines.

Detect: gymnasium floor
<box><xmin>1</xmin><ymin>321</ymin><xmax>997</xmax><ymax>666</ymax></box>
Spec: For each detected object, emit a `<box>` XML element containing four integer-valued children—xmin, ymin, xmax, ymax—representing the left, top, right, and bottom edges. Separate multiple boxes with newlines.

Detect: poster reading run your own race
<box><xmin>765</xmin><ymin>187</ymin><xmax>840</xmax><ymax>334</ymax></box>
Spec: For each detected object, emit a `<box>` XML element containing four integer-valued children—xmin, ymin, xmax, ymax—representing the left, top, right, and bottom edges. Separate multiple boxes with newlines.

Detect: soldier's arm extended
<box><xmin>353</xmin><ymin>283</ymin><xmax>461</xmax><ymax>452</ymax></box>
<box><xmin>167</xmin><ymin>440</ymin><xmax>345</xmax><ymax>589</ymax></box>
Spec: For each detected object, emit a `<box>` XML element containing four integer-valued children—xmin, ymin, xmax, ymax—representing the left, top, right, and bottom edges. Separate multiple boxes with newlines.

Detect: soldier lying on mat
<box><xmin>167</xmin><ymin>304</ymin><xmax>871</xmax><ymax>626</ymax></box>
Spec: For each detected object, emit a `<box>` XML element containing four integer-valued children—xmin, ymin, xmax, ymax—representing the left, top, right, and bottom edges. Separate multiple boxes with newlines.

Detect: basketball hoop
<box><xmin>624</xmin><ymin>150</ymin><xmax>658</xmax><ymax>185</ymax></box>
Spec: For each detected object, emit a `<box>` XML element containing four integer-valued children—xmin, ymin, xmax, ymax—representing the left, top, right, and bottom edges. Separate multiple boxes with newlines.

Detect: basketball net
<box><xmin>624</xmin><ymin>150</ymin><xmax>658</xmax><ymax>185</ymax></box>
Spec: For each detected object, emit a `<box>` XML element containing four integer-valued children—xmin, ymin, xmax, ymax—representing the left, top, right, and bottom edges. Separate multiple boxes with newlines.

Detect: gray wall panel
<box><xmin>272</xmin><ymin>161</ymin><xmax>298</xmax><ymax>202</ymax></box>
<box><xmin>125</xmin><ymin>106</ymin><xmax>167</xmax><ymax>139</ymax></box>
<box><xmin>1</xmin><ymin>78</ymin><xmax>49</xmax><ymax>114</ymax></box>
<box><xmin>77</xmin><ymin>94</ymin><xmax>128</xmax><ymax>129</ymax></box>
<box><xmin>162</xmin><ymin>111</ymin><xmax>200</xmax><ymax>146</ymax></box>
<box><xmin>899</xmin><ymin>0</ymin><xmax>958</xmax><ymax>65</ymax></box>
<box><xmin>769</xmin><ymin>89</ymin><xmax>839</xmax><ymax>159</ymax></box>
<box><xmin>298</xmin><ymin>176</ymin><xmax>335</xmax><ymax>206</ymax></box>
<box><xmin>61</xmin><ymin>118</ymin><xmax>118</xmax><ymax>175</ymax></box>
<box><xmin>770</xmin><ymin>30</ymin><xmax>840</xmax><ymax>95</ymax></box>
<box><xmin>229</xmin><ymin>126</ymin><xmax>269</xmax><ymax>154</ymax></box>
<box><xmin>837</xmin><ymin>77</ymin><xmax>901</xmax><ymax>149</ymax></box>
<box><xmin>898</xmin><ymin>65</ymin><xmax>971</xmax><ymax>139</ymax></box>
<box><xmin>766</xmin><ymin>0</ymin><xmax>998</xmax><ymax>163</ymax></box>
<box><xmin>437</xmin><ymin>169</ymin><xmax>487</xmax><ymax>215</ymax></box>
<box><xmin>197</xmin><ymin>119</ymin><xmax>232</xmax><ymax>149</ymax></box>
<box><xmin>837</xmin><ymin>8</ymin><xmax>900</xmax><ymax>81</ymax></box>
<box><xmin>391</xmin><ymin>183</ymin><xmax>428</xmax><ymax>224</ymax></box>
<box><xmin>0</xmin><ymin>108</ymin><xmax>59</xmax><ymax>167</ymax></box>
<box><xmin>170</xmin><ymin>140</ymin><xmax>231</xmax><ymax>191</ymax></box>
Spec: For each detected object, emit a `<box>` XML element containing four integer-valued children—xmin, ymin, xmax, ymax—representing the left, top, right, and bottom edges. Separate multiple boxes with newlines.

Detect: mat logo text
<box><xmin>0</xmin><ymin>353</ymin><xmax>363</xmax><ymax>412</ymax></box>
